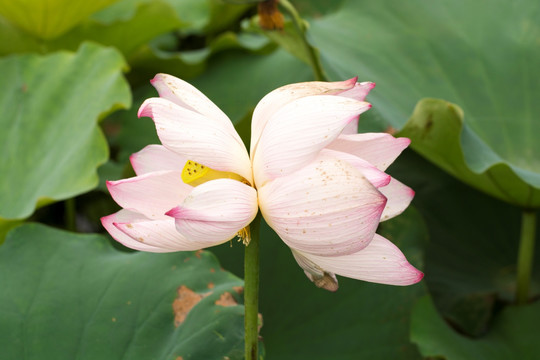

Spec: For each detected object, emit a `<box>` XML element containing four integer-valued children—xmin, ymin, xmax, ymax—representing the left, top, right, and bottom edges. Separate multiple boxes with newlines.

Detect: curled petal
<box><xmin>166</xmin><ymin>179</ymin><xmax>258</xmax><ymax>246</ymax></box>
<box><xmin>339</xmin><ymin>82</ymin><xmax>376</xmax><ymax>134</ymax></box>
<box><xmin>294</xmin><ymin>234</ymin><xmax>424</xmax><ymax>286</ymax></box>
<box><xmin>250</xmin><ymin>77</ymin><xmax>358</xmax><ymax>154</ymax></box>
<box><xmin>379</xmin><ymin>178</ymin><xmax>415</xmax><ymax>221</ymax></box>
<box><xmin>258</xmin><ymin>152</ymin><xmax>387</xmax><ymax>256</ymax></box>
<box><xmin>107</xmin><ymin>170</ymin><xmax>192</xmax><ymax>219</ymax></box>
<box><xmin>252</xmin><ymin>95</ymin><xmax>371</xmax><ymax>187</ymax></box>
<box><xmin>327</xmin><ymin>133</ymin><xmax>410</xmax><ymax>171</ymax></box>
<box><xmin>339</xmin><ymin>81</ymin><xmax>375</xmax><ymax>101</ymax></box>
<box><xmin>130</xmin><ymin>145</ymin><xmax>186</xmax><ymax>175</ymax></box>
<box><xmin>150</xmin><ymin>73</ymin><xmax>232</xmax><ymax>130</ymax></box>
<box><xmin>139</xmin><ymin>97</ymin><xmax>252</xmax><ymax>184</ymax></box>
<box><xmin>101</xmin><ymin>210</ymin><xmax>174</xmax><ymax>253</ymax></box>
<box><xmin>292</xmin><ymin>250</ymin><xmax>339</xmax><ymax>291</ymax></box>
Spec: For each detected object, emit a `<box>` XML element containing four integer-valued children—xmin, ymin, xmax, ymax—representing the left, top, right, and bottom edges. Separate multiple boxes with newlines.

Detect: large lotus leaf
<box><xmin>0</xmin><ymin>223</ymin><xmax>250</xmax><ymax>359</ymax></box>
<box><xmin>0</xmin><ymin>0</ymin><xmax>118</xmax><ymax>39</ymax></box>
<box><xmin>308</xmin><ymin>0</ymin><xmax>540</xmax><ymax>207</ymax></box>
<box><xmin>399</xmin><ymin>99</ymin><xmax>540</xmax><ymax>207</ymax></box>
<box><xmin>388</xmin><ymin>149</ymin><xmax>540</xmax><ymax>337</ymax></box>
<box><xmin>411</xmin><ymin>295</ymin><xmax>540</xmax><ymax>360</ymax></box>
<box><xmin>0</xmin><ymin>42</ymin><xmax>131</xmax><ymax>220</ymax></box>
<box><xmin>212</xmin><ymin>207</ymin><xmax>427</xmax><ymax>359</ymax></box>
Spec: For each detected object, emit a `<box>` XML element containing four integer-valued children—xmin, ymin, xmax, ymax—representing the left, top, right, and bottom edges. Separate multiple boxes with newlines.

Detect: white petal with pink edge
<box><xmin>252</xmin><ymin>95</ymin><xmax>371</xmax><ymax>187</ymax></box>
<box><xmin>250</xmin><ymin>78</ymin><xmax>357</xmax><ymax>154</ymax></box>
<box><xmin>101</xmin><ymin>210</ymin><xmax>174</xmax><ymax>253</ymax></box>
<box><xmin>139</xmin><ymin>97</ymin><xmax>252</xmax><ymax>183</ymax></box>
<box><xmin>379</xmin><ymin>178</ymin><xmax>415</xmax><ymax>221</ymax></box>
<box><xmin>166</xmin><ymin>179</ymin><xmax>258</xmax><ymax>245</ymax></box>
<box><xmin>107</xmin><ymin>170</ymin><xmax>192</xmax><ymax>219</ymax></box>
<box><xmin>114</xmin><ymin>217</ymin><xmax>207</xmax><ymax>251</ymax></box>
<box><xmin>321</xmin><ymin>149</ymin><xmax>391</xmax><ymax>188</ymax></box>
<box><xmin>150</xmin><ymin>73</ymin><xmax>233</xmax><ymax>131</ymax></box>
<box><xmin>130</xmin><ymin>145</ymin><xmax>186</xmax><ymax>175</ymax></box>
<box><xmin>258</xmin><ymin>152</ymin><xmax>387</xmax><ymax>256</ymax></box>
<box><xmin>294</xmin><ymin>234</ymin><xmax>424</xmax><ymax>286</ymax></box>
<box><xmin>327</xmin><ymin>133</ymin><xmax>411</xmax><ymax>171</ymax></box>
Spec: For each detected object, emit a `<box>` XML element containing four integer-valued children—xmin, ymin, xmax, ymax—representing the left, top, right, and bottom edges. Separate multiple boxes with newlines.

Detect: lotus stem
<box><xmin>279</xmin><ymin>0</ymin><xmax>327</xmax><ymax>81</ymax></box>
<box><xmin>516</xmin><ymin>210</ymin><xmax>537</xmax><ymax>304</ymax></box>
<box><xmin>244</xmin><ymin>212</ymin><xmax>262</xmax><ymax>359</ymax></box>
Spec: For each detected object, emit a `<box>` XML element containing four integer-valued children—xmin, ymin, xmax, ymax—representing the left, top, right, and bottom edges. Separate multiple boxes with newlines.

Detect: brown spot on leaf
<box><xmin>175</xmin><ymin>357</ymin><xmax>184</xmax><ymax>360</ymax></box>
<box><xmin>385</xmin><ymin>125</ymin><xmax>397</xmax><ymax>135</ymax></box>
<box><xmin>112</xmin><ymin>317</ymin><xmax>116</xmax><ymax>322</ymax></box>
<box><xmin>173</xmin><ymin>286</ymin><xmax>203</xmax><ymax>327</ymax></box>
<box><xmin>207</xmin><ymin>282</ymin><xmax>215</xmax><ymax>289</ymax></box>
<box><xmin>195</xmin><ymin>249</ymin><xmax>203</xmax><ymax>258</ymax></box>
<box><xmin>232</xmin><ymin>286</ymin><xmax>244</xmax><ymax>294</ymax></box>
<box><xmin>215</xmin><ymin>292</ymin><xmax>237</xmax><ymax>307</ymax></box>
<box><xmin>210</xmin><ymin>268</ymin><xmax>215</xmax><ymax>273</ymax></box>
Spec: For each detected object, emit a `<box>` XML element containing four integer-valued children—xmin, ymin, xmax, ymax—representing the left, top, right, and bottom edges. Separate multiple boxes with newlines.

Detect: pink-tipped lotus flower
<box><xmin>102</xmin><ymin>73</ymin><xmax>423</xmax><ymax>290</ymax></box>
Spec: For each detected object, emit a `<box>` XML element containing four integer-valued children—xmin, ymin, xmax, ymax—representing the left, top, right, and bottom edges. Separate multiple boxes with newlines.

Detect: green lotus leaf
<box><xmin>0</xmin><ymin>223</ymin><xmax>251</xmax><ymax>359</ymax></box>
<box><xmin>389</xmin><ymin>149</ymin><xmax>540</xmax><ymax>337</ymax></box>
<box><xmin>308</xmin><ymin>0</ymin><xmax>540</xmax><ymax>208</ymax></box>
<box><xmin>0</xmin><ymin>0</ymin><xmax>118</xmax><ymax>39</ymax></box>
<box><xmin>411</xmin><ymin>295</ymin><xmax>540</xmax><ymax>360</ymax></box>
<box><xmin>399</xmin><ymin>99</ymin><xmax>540</xmax><ymax>208</ymax></box>
<box><xmin>0</xmin><ymin>42</ymin><xmax>131</xmax><ymax>220</ymax></box>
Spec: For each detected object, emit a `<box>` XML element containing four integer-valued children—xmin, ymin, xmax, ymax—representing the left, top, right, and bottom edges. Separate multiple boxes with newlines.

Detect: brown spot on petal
<box><xmin>172</xmin><ymin>286</ymin><xmax>203</xmax><ymax>327</ymax></box>
<box><xmin>215</xmin><ymin>292</ymin><xmax>237</xmax><ymax>307</ymax></box>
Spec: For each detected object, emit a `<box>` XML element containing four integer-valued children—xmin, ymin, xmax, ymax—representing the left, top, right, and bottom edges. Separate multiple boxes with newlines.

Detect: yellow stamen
<box><xmin>181</xmin><ymin>160</ymin><xmax>246</xmax><ymax>186</ymax></box>
<box><xmin>237</xmin><ymin>226</ymin><xmax>251</xmax><ymax>245</ymax></box>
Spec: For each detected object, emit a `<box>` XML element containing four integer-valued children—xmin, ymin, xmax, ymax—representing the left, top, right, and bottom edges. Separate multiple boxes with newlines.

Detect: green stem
<box><xmin>65</xmin><ymin>198</ymin><xmax>76</xmax><ymax>232</ymax></box>
<box><xmin>244</xmin><ymin>212</ymin><xmax>262</xmax><ymax>360</ymax></box>
<box><xmin>516</xmin><ymin>210</ymin><xmax>537</xmax><ymax>304</ymax></box>
<box><xmin>279</xmin><ymin>0</ymin><xmax>327</xmax><ymax>81</ymax></box>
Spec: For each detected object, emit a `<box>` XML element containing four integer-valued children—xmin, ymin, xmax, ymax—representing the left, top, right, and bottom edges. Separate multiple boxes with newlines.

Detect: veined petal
<box><xmin>380</xmin><ymin>178</ymin><xmax>415</xmax><ymax>221</ymax></box>
<box><xmin>150</xmin><ymin>73</ymin><xmax>233</xmax><ymax>130</ymax></box>
<box><xmin>250</xmin><ymin>77</ymin><xmax>358</xmax><ymax>155</ymax></box>
<box><xmin>101</xmin><ymin>210</ymin><xmax>174</xmax><ymax>253</ymax></box>
<box><xmin>107</xmin><ymin>170</ymin><xmax>192</xmax><ymax>219</ymax></box>
<box><xmin>258</xmin><ymin>152</ymin><xmax>387</xmax><ymax>256</ymax></box>
<box><xmin>130</xmin><ymin>145</ymin><xmax>186</xmax><ymax>175</ymax></box>
<box><xmin>321</xmin><ymin>149</ymin><xmax>391</xmax><ymax>188</ymax></box>
<box><xmin>252</xmin><ymin>95</ymin><xmax>371</xmax><ymax>187</ymax></box>
<box><xmin>166</xmin><ymin>179</ymin><xmax>258</xmax><ymax>246</ymax></box>
<box><xmin>327</xmin><ymin>133</ymin><xmax>410</xmax><ymax>171</ymax></box>
<box><xmin>294</xmin><ymin>234</ymin><xmax>424</xmax><ymax>287</ymax></box>
<box><xmin>139</xmin><ymin>97</ymin><xmax>252</xmax><ymax>184</ymax></box>
<box><xmin>114</xmin><ymin>217</ymin><xmax>206</xmax><ymax>252</ymax></box>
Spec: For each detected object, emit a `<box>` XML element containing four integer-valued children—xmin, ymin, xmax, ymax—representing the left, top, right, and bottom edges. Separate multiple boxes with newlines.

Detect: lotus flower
<box><xmin>102</xmin><ymin>74</ymin><xmax>423</xmax><ymax>290</ymax></box>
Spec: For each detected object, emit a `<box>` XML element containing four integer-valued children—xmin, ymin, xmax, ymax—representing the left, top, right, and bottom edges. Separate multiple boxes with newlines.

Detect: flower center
<box><xmin>181</xmin><ymin>160</ymin><xmax>252</xmax><ymax>245</ymax></box>
<box><xmin>181</xmin><ymin>160</ymin><xmax>247</xmax><ymax>186</ymax></box>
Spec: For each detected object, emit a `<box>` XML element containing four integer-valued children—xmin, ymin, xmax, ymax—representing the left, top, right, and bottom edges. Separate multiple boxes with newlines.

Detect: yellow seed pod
<box><xmin>181</xmin><ymin>160</ymin><xmax>246</xmax><ymax>186</ymax></box>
